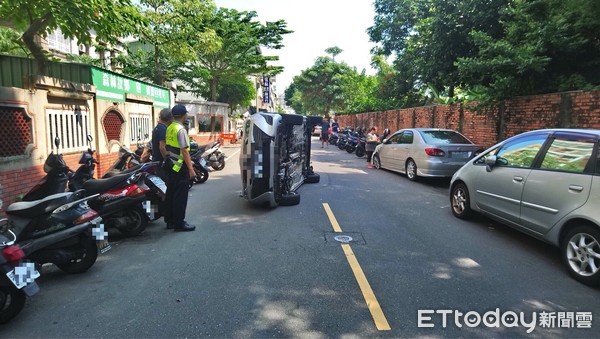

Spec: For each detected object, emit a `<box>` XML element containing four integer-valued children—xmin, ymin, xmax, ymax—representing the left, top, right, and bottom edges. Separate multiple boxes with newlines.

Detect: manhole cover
<box><xmin>324</xmin><ymin>232</ymin><xmax>366</xmax><ymax>245</ymax></box>
<box><xmin>334</xmin><ymin>235</ymin><xmax>353</xmax><ymax>243</ymax></box>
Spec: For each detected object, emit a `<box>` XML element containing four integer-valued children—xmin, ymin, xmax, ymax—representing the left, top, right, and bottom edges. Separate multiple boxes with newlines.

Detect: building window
<box><xmin>47</xmin><ymin>108</ymin><xmax>90</xmax><ymax>153</ymax></box>
<box><xmin>0</xmin><ymin>107</ymin><xmax>32</xmax><ymax>157</ymax></box>
<box><xmin>129</xmin><ymin>113</ymin><xmax>151</xmax><ymax>142</ymax></box>
<box><xmin>103</xmin><ymin>110</ymin><xmax>124</xmax><ymax>142</ymax></box>
<box><xmin>47</xmin><ymin>29</ymin><xmax>72</xmax><ymax>54</ymax></box>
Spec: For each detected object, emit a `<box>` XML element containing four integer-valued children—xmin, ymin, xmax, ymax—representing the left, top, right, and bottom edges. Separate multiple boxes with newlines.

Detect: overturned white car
<box><xmin>240</xmin><ymin>111</ymin><xmax>321</xmax><ymax>207</ymax></box>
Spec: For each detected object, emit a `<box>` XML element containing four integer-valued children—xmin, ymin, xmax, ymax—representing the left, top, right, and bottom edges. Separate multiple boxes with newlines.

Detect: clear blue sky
<box><xmin>214</xmin><ymin>0</ymin><xmax>377</xmax><ymax>95</ymax></box>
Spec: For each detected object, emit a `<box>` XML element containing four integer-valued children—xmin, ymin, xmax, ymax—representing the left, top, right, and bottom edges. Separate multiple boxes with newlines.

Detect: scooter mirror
<box><xmin>87</xmin><ymin>134</ymin><xmax>93</xmax><ymax>143</ymax></box>
<box><xmin>54</xmin><ymin>136</ymin><xmax>60</xmax><ymax>148</ymax></box>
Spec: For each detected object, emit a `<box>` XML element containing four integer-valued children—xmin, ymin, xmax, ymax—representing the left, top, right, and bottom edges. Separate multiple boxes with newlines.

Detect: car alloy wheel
<box><xmin>451</xmin><ymin>183</ymin><xmax>472</xmax><ymax>219</ymax></box>
<box><xmin>372</xmin><ymin>154</ymin><xmax>381</xmax><ymax>169</ymax></box>
<box><xmin>406</xmin><ymin>159</ymin><xmax>417</xmax><ymax>181</ymax></box>
<box><xmin>562</xmin><ymin>226</ymin><xmax>600</xmax><ymax>285</ymax></box>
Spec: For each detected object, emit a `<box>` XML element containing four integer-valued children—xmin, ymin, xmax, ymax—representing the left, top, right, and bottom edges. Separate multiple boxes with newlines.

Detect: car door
<box><xmin>396</xmin><ymin>130</ymin><xmax>414</xmax><ymax>170</ymax></box>
<box><xmin>520</xmin><ymin>133</ymin><xmax>596</xmax><ymax>235</ymax></box>
<box><xmin>474</xmin><ymin>132</ymin><xmax>550</xmax><ymax>224</ymax></box>
<box><xmin>379</xmin><ymin>132</ymin><xmax>402</xmax><ymax>170</ymax></box>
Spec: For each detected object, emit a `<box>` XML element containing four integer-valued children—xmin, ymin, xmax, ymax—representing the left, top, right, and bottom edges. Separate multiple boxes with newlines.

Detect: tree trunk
<box><xmin>154</xmin><ymin>44</ymin><xmax>163</xmax><ymax>86</ymax></box>
<box><xmin>21</xmin><ymin>13</ymin><xmax>53</xmax><ymax>75</ymax></box>
<box><xmin>210</xmin><ymin>77</ymin><xmax>219</xmax><ymax>102</ymax></box>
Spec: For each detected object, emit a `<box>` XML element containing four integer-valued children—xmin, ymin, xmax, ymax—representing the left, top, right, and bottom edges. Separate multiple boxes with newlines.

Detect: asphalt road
<box><xmin>2</xmin><ymin>138</ymin><xmax>599</xmax><ymax>338</ymax></box>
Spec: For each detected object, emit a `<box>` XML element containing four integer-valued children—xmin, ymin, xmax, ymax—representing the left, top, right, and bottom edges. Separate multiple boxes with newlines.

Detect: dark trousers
<box><xmin>367</xmin><ymin>151</ymin><xmax>374</xmax><ymax>163</ymax></box>
<box><xmin>164</xmin><ymin>167</ymin><xmax>189</xmax><ymax>228</ymax></box>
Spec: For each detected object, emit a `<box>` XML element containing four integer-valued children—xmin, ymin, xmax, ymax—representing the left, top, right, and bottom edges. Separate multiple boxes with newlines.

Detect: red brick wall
<box><xmin>336</xmin><ymin>90</ymin><xmax>600</xmax><ymax>149</ymax></box>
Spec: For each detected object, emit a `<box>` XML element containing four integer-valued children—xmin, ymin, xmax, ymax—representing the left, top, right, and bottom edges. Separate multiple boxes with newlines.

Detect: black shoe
<box><xmin>174</xmin><ymin>222</ymin><xmax>196</xmax><ymax>232</ymax></box>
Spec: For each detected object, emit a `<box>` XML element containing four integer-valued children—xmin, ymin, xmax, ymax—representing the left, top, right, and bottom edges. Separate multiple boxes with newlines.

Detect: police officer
<box><xmin>164</xmin><ymin>104</ymin><xmax>196</xmax><ymax>232</ymax></box>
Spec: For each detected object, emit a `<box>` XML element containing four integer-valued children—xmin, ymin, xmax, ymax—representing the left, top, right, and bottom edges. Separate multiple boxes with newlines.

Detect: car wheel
<box><xmin>561</xmin><ymin>225</ymin><xmax>600</xmax><ymax>286</ymax></box>
<box><xmin>372</xmin><ymin>154</ymin><xmax>381</xmax><ymax>169</ymax></box>
<box><xmin>450</xmin><ymin>183</ymin><xmax>472</xmax><ymax>219</ymax></box>
<box><xmin>279</xmin><ymin>193</ymin><xmax>300</xmax><ymax>206</ymax></box>
<box><xmin>305</xmin><ymin>173</ymin><xmax>320</xmax><ymax>184</ymax></box>
<box><xmin>406</xmin><ymin>159</ymin><xmax>418</xmax><ymax>181</ymax></box>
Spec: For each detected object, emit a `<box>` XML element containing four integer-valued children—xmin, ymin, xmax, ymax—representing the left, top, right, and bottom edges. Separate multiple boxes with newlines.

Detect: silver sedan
<box><xmin>450</xmin><ymin>129</ymin><xmax>600</xmax><ymax>286</ymax></box>
<box><xmin>372</xmin><ymin>128</ymin><xmax>482</xmax><ymax>180</ymax></box>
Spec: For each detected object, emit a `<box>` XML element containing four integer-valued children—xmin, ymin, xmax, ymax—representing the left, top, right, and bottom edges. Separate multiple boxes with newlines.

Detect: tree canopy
<box><xmin>0</xmin><ymin>0</ymin><xmax>144</xmax><ymax>72</ymax></box>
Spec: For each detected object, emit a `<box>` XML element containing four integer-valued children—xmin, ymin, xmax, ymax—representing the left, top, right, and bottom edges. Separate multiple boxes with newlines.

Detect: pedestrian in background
<box><xmin>331</xmin><ymin>118</ymin><xmax>339</xmax><ymax>137</ymax></box>
<box><xmin>366</xmin><ymin>126</ymin><xmax>379</xmax><ymax>168</ymax></box>
<box><xmin>164</xmin><ymin>104</ymin><xmax>196</xmax><ymax>232</ymax></box>
<box><xmin>321</xmin><ymin>117</ymin><xmax>331</xmax><ymax>148</ymax></box>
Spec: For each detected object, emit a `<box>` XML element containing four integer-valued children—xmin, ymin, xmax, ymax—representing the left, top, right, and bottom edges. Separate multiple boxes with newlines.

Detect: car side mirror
<box><xmin>383</xmin><ymin>138</ymin><xmax>389</xmax><ymax>144</ymax></box>
<box><xmin>485</xmin><ymin>155</ymin><xmax>497</xmax><ymax>172</ymax></box>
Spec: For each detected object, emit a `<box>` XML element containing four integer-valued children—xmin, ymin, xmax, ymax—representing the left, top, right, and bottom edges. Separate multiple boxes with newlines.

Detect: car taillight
<box><xmin>73</xmin><ymin>209</ymin><xmax>100</xmax><ymax>225</ymax></box>
<box><xmin>2</xmin><ymin>245</ymin><xmax>25</xmax><ymax>263</ymax></box>
<box><xmin>425</xmin><ymin>148</ymin><xmax>446</xmax><ymax>157</ymax></box>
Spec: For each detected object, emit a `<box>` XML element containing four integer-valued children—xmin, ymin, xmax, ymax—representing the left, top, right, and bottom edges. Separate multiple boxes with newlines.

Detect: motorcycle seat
<box><xmin>102</xmin><ymin>163</ymin><xmax>143</xmax><ymax>178</ymax></box>
<box><xmin>7</xmin><ymin>192</ymin><xmax>71</xmax><ymax>218</ymax></box>
<box><xmin>82</xmin><ymin>171</ymin><xmax>137</xmax><ymax>195</ymax></box>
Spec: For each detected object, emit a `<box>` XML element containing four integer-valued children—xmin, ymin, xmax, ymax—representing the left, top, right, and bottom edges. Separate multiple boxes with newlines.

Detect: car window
<box><xmin>540</xmin><ymin>137</ymin><xmax>595</xmax><ymax>173</ymax></box>
<box><xmin>495</xmin><ymin>134</ymin><xmax>548</xmax><ymax>168</ymax></box>
<box><xmin>399</xmin><ymin>131</ymin><xmax>413</xmax><ymax>144</ymax></box>
<box><xmin>387</xmin><ymin>133</ymin><xmax>402</xmax><ymax>144</ymax></box>
<box><xmin>420</xmin><ymin>130</ymin><xmax>473</xmax><ymax>144</ymax></box>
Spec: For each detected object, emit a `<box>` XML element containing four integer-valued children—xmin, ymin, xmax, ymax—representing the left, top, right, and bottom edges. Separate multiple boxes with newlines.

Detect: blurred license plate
<box><xmin>6</xmin><ymin>265</ymin><xmax>40</xmax><ymax>289</ymax></box>
<box><xmin>452</xmin><ymin>151</ymin><xmax>469</xmax><ymax>159</ymax></box>
<box><xmin>148</xmin><ymin>175</ymin><xmax>167</xmax><ymax>195</ymax></box>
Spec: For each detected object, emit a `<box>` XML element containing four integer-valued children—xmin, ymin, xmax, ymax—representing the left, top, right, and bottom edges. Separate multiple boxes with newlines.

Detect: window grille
<box><xmin>0</xmin><ymin>107</ymin><xmax>32</xmax><ymax>157</ymax></box>
<box><xmin>47</xmin><ymin>29</ymin><xmax>72</xmax><ymax>54</ymax></box>
<box><xmin>129</xmin><ymin>113</ymin><xmax>151</xmax><ymax>142</ymax></box>
<box><xmin>103</xmin><ymin>111</ymin><xmax>124</xmax><ymax>142</ymax></box>
<box><xmin>47</xmin><ymin>108</ymin><xmax>90</xmax><ymax>153</ymax></box>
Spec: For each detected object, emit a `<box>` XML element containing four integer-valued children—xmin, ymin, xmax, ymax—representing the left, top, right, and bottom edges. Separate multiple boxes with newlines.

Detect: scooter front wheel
<box><xmin>55</xmin><ymin>236</ymin><xmax>98</xmax><ymax>274</ymax></box>
<box><xmin>194</xmin><ymin>166</ymin><xmax>209</xmax><ymax>184</ymax></box>
<box><xmin>0</xmin><ymin>286</ymin><xmax>26</xmax><ymax>324</ymax></box>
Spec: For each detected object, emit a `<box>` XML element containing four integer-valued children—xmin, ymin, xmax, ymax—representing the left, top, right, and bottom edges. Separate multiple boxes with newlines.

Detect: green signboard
<box><xmin>91</xmin><ymin>68</ymin><xmax>170</xmax><ymax>108</ymax></box>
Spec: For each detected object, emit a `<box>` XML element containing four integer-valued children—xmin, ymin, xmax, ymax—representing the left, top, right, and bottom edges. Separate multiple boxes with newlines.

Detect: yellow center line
<box><xmin>323</xmin><ymin>203</ymin><xmax>343</xmax><ymax>233</ymax></box>
<box><xmin>322</xmin><ymin>203</ymin><xmax>391</xmax><ymax>331</ymax></box>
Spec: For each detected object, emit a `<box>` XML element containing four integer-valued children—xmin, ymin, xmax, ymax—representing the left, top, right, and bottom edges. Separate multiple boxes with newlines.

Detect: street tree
<box><xmin>185</xmin><ymin>8</ymin><xmax>291</xmax><ymax>102</ymax></box>
<box><xmin>0</xmin><ymin>0</ymin><xmax>144</xmax><ymax>73</ymax></box>
<box><xmin>207</xmin><ymin>75</ymin><xmax>256</xmax><ymax>115</ymax></box>
<box><xmin>368</xmin><ymin>0</ymin><xmax>507</xmax><ymax>102</ymax></box>
<box><xmin>117</xmin><ymin>0</ymin><xmax>217</xmax><ymax>86</ymax></box>
<box><xmin>291</xmin><ymin>55</ymin><xmax>355</xmax><ymax>116</ymax></box>
<box><xmin>456</xmin><ymin>0</ymin><xmax>600</xmax><ymax>100</ymax></box>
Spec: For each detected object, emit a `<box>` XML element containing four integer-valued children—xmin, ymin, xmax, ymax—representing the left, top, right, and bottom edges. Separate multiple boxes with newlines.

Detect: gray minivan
<box><xmin>450</xmin><ymin>129</ymin><xmax>600</xmax><ymax>286</ymax></box>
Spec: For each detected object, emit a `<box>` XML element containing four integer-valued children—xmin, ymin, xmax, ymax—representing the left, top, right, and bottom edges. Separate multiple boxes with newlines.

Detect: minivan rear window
<box><xmin>420</xmin><ymin>131</ymin><xmax>473</xmax><ymax>144</ymax></box>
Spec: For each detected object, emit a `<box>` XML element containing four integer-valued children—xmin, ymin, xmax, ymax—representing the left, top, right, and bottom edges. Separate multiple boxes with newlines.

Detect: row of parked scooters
<box><xmin>0</xmin><ymin>134</ymin><xmax>226</xmax><ymax>323</ymax></box>
<box><xmin>328</xmin><ymin>127</ymin><xmax>390</xmax><ymax>157</ymax></box>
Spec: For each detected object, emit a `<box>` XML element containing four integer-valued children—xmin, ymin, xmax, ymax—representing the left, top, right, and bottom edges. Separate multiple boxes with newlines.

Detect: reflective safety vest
<box><xmin>165</xmin><ymin>121</ymin><xmax>189</xmax><ymax>172</ymax></box>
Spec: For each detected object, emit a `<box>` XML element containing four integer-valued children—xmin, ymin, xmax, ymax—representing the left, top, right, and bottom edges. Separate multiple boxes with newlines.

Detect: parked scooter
<box><xmin>189</xmin><ymin>140</ymin><xmax>209</xmax><ymax>185</ymax></box>
<box><xmin>193</xmin><ymin>140</ymin><xmax>226</xmax><ymax>171</ymax></box>
<box><xmin>0</xmin><ymin>230</ymin><xmax>40</xmax><ymax>323</ymax></box>
<box><xmin>66</xmin><ymin>136</ymin><xmax>166</xmax><ymax>236</ymax></box>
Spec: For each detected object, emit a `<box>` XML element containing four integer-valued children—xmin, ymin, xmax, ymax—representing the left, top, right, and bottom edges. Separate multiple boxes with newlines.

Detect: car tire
<box><xmin>280</xmin><ymin>114</ymin><xmax>304</xmax><ymax>125</ymax></box>
<box><xmin>305</xmin><ymin>173</ymin><xmax>320</xmax><ymax>184</ymax></box>
<box><xmin>450</xmin><ymin>182</ymin><xmax>472</xmax><ymax>219</ymax></box>
<box><xmin>279</xmin><ymin>193</ymin><xmax>300</xmax><ymax>206</ymax></box>
<box><xmin>561</xmin><ymin>225</ymin><xmax>600</xmax><ymax>286</ymax></box>
<box><xmin>406</xmin><ymin>159</ymin><xmax>418</xmax><ymax>181</ymax></box>
<box><xmin>372</xmin><ymin>154</ymin><xmax>381</xmax><ymax>169</ymax></box>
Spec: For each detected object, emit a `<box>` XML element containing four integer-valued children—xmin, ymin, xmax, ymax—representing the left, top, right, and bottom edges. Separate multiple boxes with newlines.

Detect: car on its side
<box><xmin>240</xmin><ymin>111</ymin><xmax>322</xmax><ymax>207</ymax></box>
<box><xmin>372</xmin><ymin>128</ymin><xmax>482</xmax><ymax>180</ymax></box>
<box><xmin>450</xmin><ymin>129</ymin><xmax>600</xmax><ymax>286</ymax></box>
